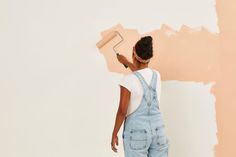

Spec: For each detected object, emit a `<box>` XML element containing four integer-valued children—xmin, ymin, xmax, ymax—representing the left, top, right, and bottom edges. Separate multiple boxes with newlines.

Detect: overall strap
<box><xmin>149</xmin><ymin>70</ymin><xmax>157</xmax><ymax>91</ymax></box>
<box><xmin>134</xmin><ymin>70</ymin><xmax>158</xmax><ymax>105</ymax></box>
<box><xmin>150</xmin><ymin>70</ymin><xmax>159</xmax><ymax>106</ymax></box>
<box><xmin>133</xmin><ymin>70</ymin><xmax>156</xmax><ymax>91</ymax></box>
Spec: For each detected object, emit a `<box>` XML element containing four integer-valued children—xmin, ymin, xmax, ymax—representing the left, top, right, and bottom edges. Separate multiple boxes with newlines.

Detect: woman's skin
<box><xmin>111</xmin><ymin>47</ymin><xmax>149</xmax><ymax>153</ymax></box>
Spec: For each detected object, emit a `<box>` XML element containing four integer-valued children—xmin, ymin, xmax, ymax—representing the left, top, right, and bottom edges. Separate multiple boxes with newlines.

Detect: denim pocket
<box><xmin>155</xmin><ymin>126</ymin><xmax>169</xmax><ymax>149</ymax></box>
<box><xmin>129</xmin><ymin>129</ymin><xmax>148</xmax><ymax>150</ymax></box>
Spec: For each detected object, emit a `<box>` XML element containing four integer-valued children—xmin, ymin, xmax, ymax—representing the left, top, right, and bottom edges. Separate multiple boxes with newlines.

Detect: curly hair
<box><xmin>134</xmin><ymin>36</ymin><xmax>153</xmax><ymax>61</ymax></box>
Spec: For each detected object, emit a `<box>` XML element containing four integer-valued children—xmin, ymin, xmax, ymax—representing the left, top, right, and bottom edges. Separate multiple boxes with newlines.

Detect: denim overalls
<box><xmin>122</xmin><ymin>69</ymin><xmax>169</xmax><ymax>157</ymax></box>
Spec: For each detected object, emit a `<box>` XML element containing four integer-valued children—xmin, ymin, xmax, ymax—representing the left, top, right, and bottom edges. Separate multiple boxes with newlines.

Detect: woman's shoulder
<box><xmin>120</xmin><ymin>72</ymin><xmax>136</xmax><ymax>82</ymax></box>
<box><xmin>122</xmin><ymin>68</ymin><xmax>160</xmax><ymax>78</ymax></box>
<box><xmin>119</xmin><ymin>73</ymin><xmax>137</xmax><ymax>92</ymax></box>
<box><xmin>128</xmin><ymin>68</ymin><xmax>160</xmax><ymax>77</ymax></box>
<box><xmin>150</xmin><ymin>68</ymin><xmax>160</xmax><ymax>76</ymax></box>
<box><xmin>150</xmin><ymin>68</ymin><xmax>161</xmax><ymax>81</ymax></box>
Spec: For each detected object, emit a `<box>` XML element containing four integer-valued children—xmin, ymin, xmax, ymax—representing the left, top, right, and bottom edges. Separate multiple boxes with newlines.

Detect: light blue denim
<box><xmin>122</xmin><ymin>69</ymin><xmax>169</xmax><ymax>157</ymax></box>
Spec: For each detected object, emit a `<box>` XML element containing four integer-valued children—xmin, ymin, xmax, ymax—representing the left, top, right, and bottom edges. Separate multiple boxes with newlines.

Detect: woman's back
<box><xmin>121</xmin><ymin>68</ymin><xmax>169</xmax><ymax>157</ymax></box>
<box><xmin>119</xmin><ymin>67</ymin><xmax>162</xmax><ymax>116</ymax></box>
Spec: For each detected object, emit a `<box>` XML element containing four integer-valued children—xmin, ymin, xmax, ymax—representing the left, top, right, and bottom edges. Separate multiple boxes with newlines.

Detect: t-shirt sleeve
<box><xmin>118</xmin><ymin>74</ymin><xmax>133</xmax><ymax>92</ymax></box>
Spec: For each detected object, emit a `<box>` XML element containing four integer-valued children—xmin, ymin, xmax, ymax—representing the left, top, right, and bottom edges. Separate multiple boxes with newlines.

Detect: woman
<box><xmin>111</xmin><ymin>36</ymin><xmax>169</xmax><ymax>157</ymax></box>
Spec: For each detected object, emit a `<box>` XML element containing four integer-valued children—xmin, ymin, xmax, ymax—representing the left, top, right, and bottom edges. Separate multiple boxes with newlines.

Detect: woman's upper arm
<box><xmin>118</xmin><ymin>85</ymin><xmax>131</xmax><ymax>115</ymax></box>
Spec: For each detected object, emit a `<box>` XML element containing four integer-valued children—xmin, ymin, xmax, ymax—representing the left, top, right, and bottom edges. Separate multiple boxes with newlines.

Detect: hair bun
<box><xmin>142</xmin><ymin>36</ymin><xmax>152</xmax><ymax>46</ymax></box>
<box><xmin>134</xmin><ymin>35</ymin><xmax>153</xmax><ymax>60</ymax></box>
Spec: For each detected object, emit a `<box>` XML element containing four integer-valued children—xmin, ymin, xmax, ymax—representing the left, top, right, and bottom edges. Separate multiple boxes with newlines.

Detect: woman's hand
<box><xmin>116</xmin><ymin>53</ymin><xmax>128</xmax><ymax>65</ymax></box>
<box><xmin>111</xmin><ymin>134</ymin><xmax>119</xmax><ymax>153</ymax></box>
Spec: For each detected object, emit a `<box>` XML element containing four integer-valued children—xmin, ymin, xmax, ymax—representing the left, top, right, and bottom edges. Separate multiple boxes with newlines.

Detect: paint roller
<box><xmin>96</xmin><ymin>31</ymin><xmax>128</xmax><ymax>68</ymax></box>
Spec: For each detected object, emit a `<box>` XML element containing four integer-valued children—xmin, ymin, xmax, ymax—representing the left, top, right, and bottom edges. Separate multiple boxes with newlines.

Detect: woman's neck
<box><xmin>136</xmin><ymin>64</ymin><xmax>149</xmax><ymax>70</ymax></box>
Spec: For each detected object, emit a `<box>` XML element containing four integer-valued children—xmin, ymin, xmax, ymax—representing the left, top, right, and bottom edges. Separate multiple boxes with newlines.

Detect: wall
<box><xmin>0</xmin><ymin>0</ymin><xmax>235</xmax><ymax>157</ymax></box>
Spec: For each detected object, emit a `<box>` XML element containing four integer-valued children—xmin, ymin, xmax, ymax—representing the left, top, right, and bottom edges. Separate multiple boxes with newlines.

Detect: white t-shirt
<box><xmin>118</xmin><ymin>67</ymin><xmax>161</xmax><ymax>116</ymax></box>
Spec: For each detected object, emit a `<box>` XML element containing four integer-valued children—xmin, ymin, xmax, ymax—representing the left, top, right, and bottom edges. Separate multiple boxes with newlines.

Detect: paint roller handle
<box><xmin>123</xmin><ymin>64</ymin><xmax>128</xmax><ymax>68</ymax></box>
<box><xmin>116</xmin><ymin>53</ymin><xmax>128</xmax><ymax>68</ymax></box>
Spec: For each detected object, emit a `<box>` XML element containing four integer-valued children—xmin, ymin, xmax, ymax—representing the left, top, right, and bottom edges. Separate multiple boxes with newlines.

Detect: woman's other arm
<box><xmin>125</xmin><ymin>60</ymin><xmax>137</xmax><ymax>72</ymax></box>
<box><xmin>111</xmin><ymin>86</ymin><xmax>130</xmax><ymax>152</ymax></box>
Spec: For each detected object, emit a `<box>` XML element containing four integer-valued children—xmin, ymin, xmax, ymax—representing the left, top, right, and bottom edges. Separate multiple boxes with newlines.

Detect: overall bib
<box><xmin>122</xmin><ymin>69</ymin><xmax>169</xmax><ymax>157</ymax></box>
